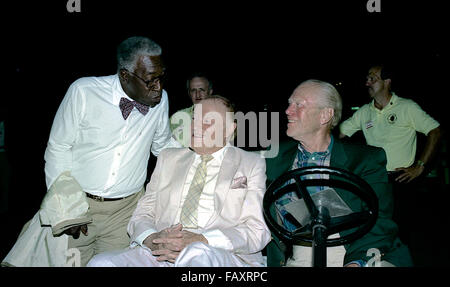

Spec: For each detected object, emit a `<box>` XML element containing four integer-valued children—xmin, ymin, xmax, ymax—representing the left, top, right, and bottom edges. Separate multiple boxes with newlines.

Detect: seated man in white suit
<box><xmin>88</xmin><ymin>95</ymin><xmax>271</xmax><ymax>267</ymax></box>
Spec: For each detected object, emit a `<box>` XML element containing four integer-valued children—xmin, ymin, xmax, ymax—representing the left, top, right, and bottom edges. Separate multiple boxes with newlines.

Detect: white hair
<box><xmin>116</xmin><ymin>36</ymin><xmax>162</xmax><ymax>72</ymax></box>
<box><xmin>300</xmin><ymin>79</ymin><xmax>343</xmax><ymax>129</ymax></box>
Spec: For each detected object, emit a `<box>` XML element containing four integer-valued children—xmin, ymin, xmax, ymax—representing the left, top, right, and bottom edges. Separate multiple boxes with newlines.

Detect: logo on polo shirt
<box><xmin>387</xmin><ymin>113</ymin><xmax>397</xmax><ymax>124</ymax></box>
<box><xmin>365</xmin><ymin>120</ymin><xmax>374</xmax><ymax>129</ymax></box>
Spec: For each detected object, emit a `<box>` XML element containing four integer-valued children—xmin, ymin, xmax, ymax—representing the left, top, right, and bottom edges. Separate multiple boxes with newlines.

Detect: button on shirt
<box><xmin>44</xmin><ymin>74</ymin><xmax>180</xmax><ymax>198</ymax></box>
<box><xmin>134</xmin><ymin>145</ymin><xmax>234</xmax><ymax>251</ymax></box>
<box><xmin>340</xmin><ymin>93</ymin><xmax>440</xmax><ymax>171</ymax></box>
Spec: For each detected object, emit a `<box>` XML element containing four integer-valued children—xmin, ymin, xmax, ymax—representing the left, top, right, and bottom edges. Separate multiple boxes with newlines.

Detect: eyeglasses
<box><xmin>126</xmin><ymin>70</ymin><xmax>166</xmax><ymax>89</ymax></box>
<box><xmin>366</xmin><ymin>74</ymin><xmax>381</xmax><ymax>84</ymax></box>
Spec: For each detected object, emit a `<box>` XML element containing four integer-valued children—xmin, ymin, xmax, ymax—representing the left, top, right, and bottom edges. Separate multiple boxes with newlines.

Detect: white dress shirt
<box><xmin>44</xmin><ymin>74</ymin><xmax>180</xmax><ymax>198</ymax></box>
<box><xmin>134</xmin><ymin>145</ymin><xmax>233</xmax><ymax>250</ymax></box>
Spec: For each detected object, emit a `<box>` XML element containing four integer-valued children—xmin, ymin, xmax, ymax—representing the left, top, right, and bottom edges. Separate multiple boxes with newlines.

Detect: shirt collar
<box><xmin>389</xmin><ymin>92</ymin><xmax>398</xmax><ymax>105</ymax></box>
<box><xmin>297</xmin><ymin>135</ymin><xmax>334</xmax><ymax>158</ymax></box>
<box><xmin>112</xmin><ymin>74</ymin><xmax>132</xmax><ymax>106</ymax></box>
<box><xmin>191</xmin><ymin>142</ymin><xmax>231</xmax><ymax>163</ymax></box>
<box><xmin>370</xmin><ymin>92</ymin><xmax>398</xmax><ymax>111</ymax></box>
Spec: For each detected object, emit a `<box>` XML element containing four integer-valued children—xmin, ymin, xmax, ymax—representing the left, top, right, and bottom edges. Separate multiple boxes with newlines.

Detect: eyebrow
<box><xmin>145</xmin><ymin>67</ymin><xmax>166</xmax><ymax>75</ymax></box>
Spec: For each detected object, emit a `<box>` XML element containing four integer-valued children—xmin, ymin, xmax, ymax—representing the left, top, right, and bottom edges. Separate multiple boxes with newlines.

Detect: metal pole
<box><xmin>312</xmin><ymin>205</ymin><xmax>330</xmax><ymax>267</ymax></box>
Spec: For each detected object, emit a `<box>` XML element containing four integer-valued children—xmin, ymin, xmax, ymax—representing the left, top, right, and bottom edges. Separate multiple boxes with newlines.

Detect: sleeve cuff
<box><xmin>131</xmin><ymin>228</ymin><xmax>158</xmax><ymax>249</ymax></box>
<box><xmin>201</xmin><ymin>229</ymin><xmax>233</xmax><ymax>251</ymax></box>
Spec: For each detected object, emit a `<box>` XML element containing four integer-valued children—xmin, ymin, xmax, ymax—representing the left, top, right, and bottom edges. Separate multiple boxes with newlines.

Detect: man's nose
<box><xmin>286</xmin><ymin>103</ymin><xmax>294</xmax><ymax>115</ymax></box>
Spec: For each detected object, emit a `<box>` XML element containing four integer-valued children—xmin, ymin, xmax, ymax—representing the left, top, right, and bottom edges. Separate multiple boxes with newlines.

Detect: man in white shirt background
<box><xmin>43</xmin><ymin>36</ymin><xmax>180</xmax><ymax>266</ymax></box>
<box><xmin>87</xmin><ymin>95</ymin><xmax>271</xmax><ymax>267</ymax></box>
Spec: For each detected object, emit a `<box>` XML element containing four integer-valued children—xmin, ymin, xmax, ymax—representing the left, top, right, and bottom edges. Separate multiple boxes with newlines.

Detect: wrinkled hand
<box><xmin>143</xmin><ymin>224</ymin><xmax>183</xmax><ymax>251</ymax></box>
<box><xmin>153</xmin><ymin>229</ymin><xmax>208</xmax><ymax>252</ymax></box>
<box><xmin>395</xmin><ymin>165</ymin><xmax>425</xmax><ymax>183</ymax></box>
<box><xmin>63</xmin><ymin>224</ymin><xmax>88</xmax><ymax>239</ymax></box>
<box><xmin>150</xmin><ymin>225</ymin><xmax>208</xmax><ymax>263</ymax></box>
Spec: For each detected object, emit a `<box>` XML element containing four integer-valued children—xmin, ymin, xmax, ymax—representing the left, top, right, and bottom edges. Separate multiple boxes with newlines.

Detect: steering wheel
<box><xmin>263</xmin><ymin>166</ymin><xmax>379</xmax><ymax>247</ymax></box>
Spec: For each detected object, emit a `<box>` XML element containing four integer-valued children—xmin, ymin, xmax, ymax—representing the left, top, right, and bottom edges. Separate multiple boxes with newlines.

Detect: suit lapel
<box><xmin>266</xmin><ymin>139</ymin><xmax>298</xmax><ymax>184</ymax></box>
<box><xmin>167</xmin><ymin>149</ymin><xmax>196</xmax><ymax>225</ymax></box>
<box><xmin>330</xmin><ymin>139</ymin><xmax>358</xmax><ymax>243</ymax></box>
<box><xmin>205</xmin><ymin>147</ymin><xmax>240</xmax><ymax>227</ymax></box>
<box><xmin>330</xmin><ymin>139</ymin><xmax>348</xmax><ymax>169</ymax></box>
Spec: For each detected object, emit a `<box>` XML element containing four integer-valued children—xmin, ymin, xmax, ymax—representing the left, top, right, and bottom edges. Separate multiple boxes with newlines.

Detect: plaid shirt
<box><xmin>275</xmin><ymin>136</ymin><xmax>334</xmax><ymax>231</ymax></box>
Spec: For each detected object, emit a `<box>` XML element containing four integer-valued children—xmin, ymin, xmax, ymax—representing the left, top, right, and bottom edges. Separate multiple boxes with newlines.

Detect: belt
<box><xmin>86</xmin><ymin>192</ymin><xmax>133</xmax><ymax>202</ymax></box>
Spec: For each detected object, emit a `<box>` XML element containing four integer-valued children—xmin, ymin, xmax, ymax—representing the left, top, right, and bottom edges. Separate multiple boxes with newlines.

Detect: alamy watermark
<box><xmin>366</xmin><ymin>0</ymin><xmax>381</xmax><ymax>13</ymax></box>
<box><xmin>65</xmin><ymin>248</ymin><xmax>81</xmax><ymax>267</ymax></box>
<box><xmin>366</xmin><ymin>248</ymin><xmax>382</xmax><ymax>267</ymax></box>
<box><xmin>171</xmin><ymin>106</ymin><xmax>280</xmax><ymax>158</ymax></box>
<box><xmin>66</xmin><ymin>0</ymin><xmax>81</xmax><ymax>13</ymax></box>
<box><xmin>67</xmin><ymin>1</ymin><xmax>381</xmax><ymax>14</ymax></box>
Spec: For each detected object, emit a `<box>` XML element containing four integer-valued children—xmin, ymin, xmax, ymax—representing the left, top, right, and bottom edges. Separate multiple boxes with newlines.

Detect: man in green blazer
<box><xmin>265</xmin><ymin>79</ymin><xmax>412</xmax><ymax>267</ymax></box>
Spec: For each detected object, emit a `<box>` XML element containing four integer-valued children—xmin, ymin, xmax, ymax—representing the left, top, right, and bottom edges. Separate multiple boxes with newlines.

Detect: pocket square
<box><xmin>231</xmin><ymin>176</ymin><xmax>247</xmax><ymax>189</ymax></box>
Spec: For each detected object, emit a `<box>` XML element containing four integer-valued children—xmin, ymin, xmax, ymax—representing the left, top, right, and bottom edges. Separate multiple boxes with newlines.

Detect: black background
<box><xmin>1</xmin><ymin>0</ymin><xmax>448</xmax><ymax>269</ymax></box>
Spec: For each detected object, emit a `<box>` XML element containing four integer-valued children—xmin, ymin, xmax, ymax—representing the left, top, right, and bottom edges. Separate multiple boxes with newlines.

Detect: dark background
<box><xmin>1</xmin><ymin>0</ymin><xmax>448</xmax><ymax>266</ymax></box>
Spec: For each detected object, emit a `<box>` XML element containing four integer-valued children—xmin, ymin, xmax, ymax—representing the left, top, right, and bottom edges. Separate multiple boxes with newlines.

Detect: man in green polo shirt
<box><xmin>170</xmin><ymin>73</ymin><xmax>214</xmax><ymax>147</ymax></box>
<box><xmin>339</xmin><ymin>64</ymin><xmax>442</xmax><ymax>244</ymax></box>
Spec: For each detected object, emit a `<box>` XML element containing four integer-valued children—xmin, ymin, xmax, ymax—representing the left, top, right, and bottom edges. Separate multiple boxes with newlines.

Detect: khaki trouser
<box><xmin>68</xmin><ymin>188</ymin><xmax>144</xmax><ymax>266</ymax></box>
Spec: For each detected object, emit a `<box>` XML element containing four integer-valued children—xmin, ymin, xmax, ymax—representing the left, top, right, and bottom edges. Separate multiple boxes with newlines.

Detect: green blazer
<box><xmin>265</xmin><ymin>138</ymin><xmax>413</xmax><ymax>267</ymax></box>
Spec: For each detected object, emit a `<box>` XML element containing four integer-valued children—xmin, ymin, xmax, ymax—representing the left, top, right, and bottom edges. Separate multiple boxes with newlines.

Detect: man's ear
<box><xmin>119</xmin><ymin>69</ymin><xmax>129</xmax><ymax>81</ymax></box>
<box><xmin>384</xmin><ymin>78</ymin><xmax>392</xmax><ymax>89</ymax></box>
<box><xmin>320</xmin><ymin>108</ymin><xmax>334</xmax><ymax>126</ymax></box>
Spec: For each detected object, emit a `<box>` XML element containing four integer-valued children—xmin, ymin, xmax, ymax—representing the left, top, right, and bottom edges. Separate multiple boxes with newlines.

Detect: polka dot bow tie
<box><xmin>119</xmin><ymin>97</ymin><xmax>150</xmax><ymax>120</ymax></box>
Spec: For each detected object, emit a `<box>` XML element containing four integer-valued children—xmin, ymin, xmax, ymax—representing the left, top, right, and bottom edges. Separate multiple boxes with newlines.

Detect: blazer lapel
<box><xmin>167</xmin><ymin>149</ymin><xmax>196</xmax><ymax>225</ymax></box>
<box><xmin>205</xmin><ymin>147</ymin><xmax>240</xmax><ymax>227</ymax></box>
<box><xmin>330</xmin><ymin>139</ymin><xmax>357</xmax><ymax>241</ymax></box>
<box><xmin>330</xmin><ymin>139</ymin><xmax>348</xmax><ymax>170</ymax></box>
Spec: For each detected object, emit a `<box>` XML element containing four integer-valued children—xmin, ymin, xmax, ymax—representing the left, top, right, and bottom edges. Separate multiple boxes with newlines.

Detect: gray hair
<box><xmin>116</xmin><ymin>36</ymin><xmax>162</xmax><ymax>72</ymax></box>
<box><xmin>300</xmin><ymin>79</ymin><xmax>343</xmax><ymax>129</ymax></box>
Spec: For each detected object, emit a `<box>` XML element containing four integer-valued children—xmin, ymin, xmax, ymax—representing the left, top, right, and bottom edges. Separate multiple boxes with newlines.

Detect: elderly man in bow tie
<box><xmin>87</xmin><ymin>96</ymin><xmax>271</xmax><ymax>267</ymax></box>
<box><xmin>44</xmin><ymin>36</ymin><xmax>180</xmax><ymax>266</ymax></box>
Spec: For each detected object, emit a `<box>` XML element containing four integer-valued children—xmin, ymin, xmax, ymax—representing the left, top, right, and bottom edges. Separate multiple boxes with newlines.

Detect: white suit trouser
<box><xmin>87</xmin><ymin>242</ymin><xmax>252</xmax><ymax>267</ymax></box>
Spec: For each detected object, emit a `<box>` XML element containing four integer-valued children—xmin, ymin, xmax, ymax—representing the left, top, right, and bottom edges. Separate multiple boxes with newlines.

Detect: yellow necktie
<box><xmin>180</xmin><ymin>154</ymin><xmax>214</xmax><ymax>228</ymax></box>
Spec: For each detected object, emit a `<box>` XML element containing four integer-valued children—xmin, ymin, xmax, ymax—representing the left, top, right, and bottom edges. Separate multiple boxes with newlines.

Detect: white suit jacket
<box><xmin>127</xmin><ymin>146</ymin><xmax>271</xmax><ymax>265</ymax></box>
<box><xmin>2</xmin><ymin>172</ymin><xmax>90</xmax><ymax>267</ymax></box>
